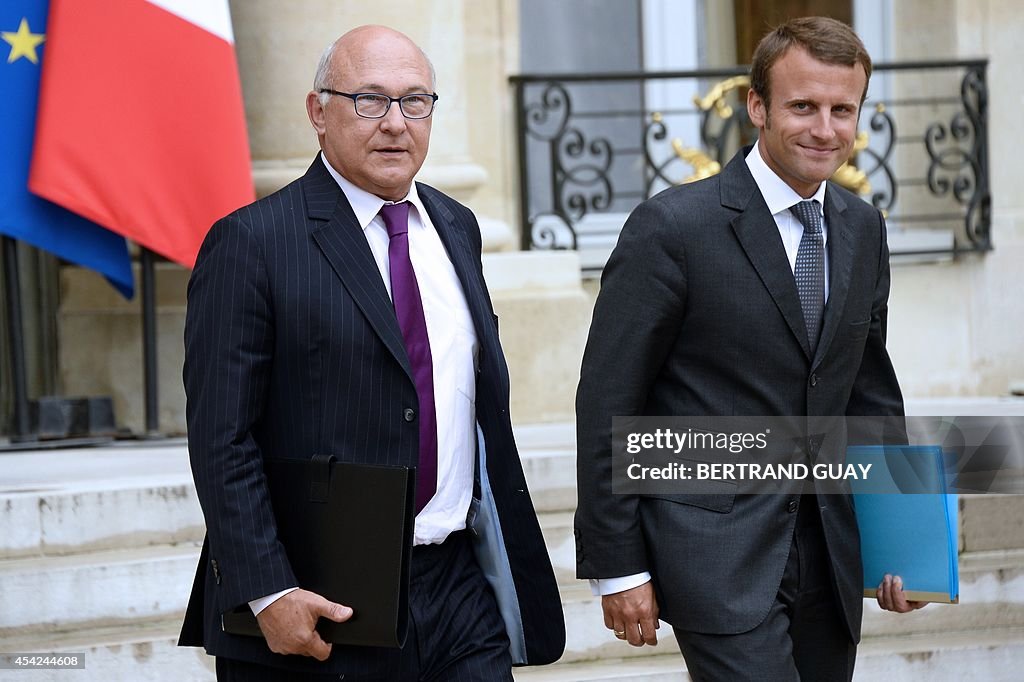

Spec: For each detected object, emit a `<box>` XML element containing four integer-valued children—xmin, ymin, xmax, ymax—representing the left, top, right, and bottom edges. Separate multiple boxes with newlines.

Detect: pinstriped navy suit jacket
<box><xmin>179</xmin><ymin>157</ymin><xmax>565</xmax><ymax>674</ymax></box>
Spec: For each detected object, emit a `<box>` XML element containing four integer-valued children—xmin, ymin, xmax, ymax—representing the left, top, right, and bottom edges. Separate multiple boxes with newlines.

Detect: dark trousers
<box><xmin>673</xmin><ymin>499</ymin><xmax>857</xmax><ymax>682</ymax></box>
<box><xmin>216</xmin><ymin>530</ymin><xmax>512</xmax><ymax>681</ymax></box>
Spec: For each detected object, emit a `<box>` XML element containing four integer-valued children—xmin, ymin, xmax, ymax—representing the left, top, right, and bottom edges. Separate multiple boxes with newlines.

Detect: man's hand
<box><xmin>255</xmin><ymin>588</ymin><xmax>353</xmax><ymax>660</ymax></box>
<box><xmin>602</xmin><ymin>581</ymin><xmax>660</xmax><ymax>647</ymax></box>
<box><xmin>876</xmin><ymin>574</ymin><xmax>927</xmax><ymax>613</ymax></box>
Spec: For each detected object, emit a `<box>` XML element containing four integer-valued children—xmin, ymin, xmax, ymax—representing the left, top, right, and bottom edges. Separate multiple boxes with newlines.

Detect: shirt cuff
<box><xmin>589</xmin><ymin>572</ymin><xmax>652</xmax><ymax>596</ymax></box>
<box><xmin>249</xmin><ymin>587</ymin><xmax>299</xmax><ymax>616</ymax></box>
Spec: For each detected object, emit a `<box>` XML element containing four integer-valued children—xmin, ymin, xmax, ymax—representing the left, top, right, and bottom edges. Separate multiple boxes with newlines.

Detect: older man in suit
<box><xmin>575</xmin><ymin>17</ymin><xmax>921</xmax><ymax>682</ymax></box>
<box><xmin>179</xmin><ymin>25</ymin><xmax>564</xmax><ymax>681</ymax></box>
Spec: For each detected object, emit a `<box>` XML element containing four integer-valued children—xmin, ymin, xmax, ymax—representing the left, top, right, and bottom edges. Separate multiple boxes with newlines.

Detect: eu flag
<box><xmin>0</xmin><ymin>0</ymin><xmax>133</xmax><ymax>298</ymax></box>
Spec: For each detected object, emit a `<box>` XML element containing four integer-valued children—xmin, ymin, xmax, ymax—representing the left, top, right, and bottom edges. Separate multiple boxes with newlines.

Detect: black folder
<box><xmin>221</xmin><ymin>455</ymin><xmax>416</xmax><ymax>648</ymax></box>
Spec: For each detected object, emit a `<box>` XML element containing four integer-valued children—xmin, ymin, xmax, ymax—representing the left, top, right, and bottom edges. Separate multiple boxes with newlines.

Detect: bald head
<box><xmin>313</xmin><ymin>25</ymin><xmax>435</xmax><ymax>103</ymax></box>
<box><xmin>305</xmin><ymin>24</ymin><xmax>436</xmax><ymax>201</ymax></box>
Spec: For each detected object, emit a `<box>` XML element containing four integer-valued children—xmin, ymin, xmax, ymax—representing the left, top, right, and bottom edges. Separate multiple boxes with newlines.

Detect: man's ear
<box><xmin>306</xmin><ymin>91</ymin><xmax>327</xmax><ymax>135</ymax></box>
<box><xmin>747</xmin><ymin>87</ymin><xmax>767</xmax><ymax>130</ymax></box>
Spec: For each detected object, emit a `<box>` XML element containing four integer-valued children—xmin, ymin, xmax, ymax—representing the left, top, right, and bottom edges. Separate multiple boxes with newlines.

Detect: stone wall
<box><xmin>885</xmin><ymin>0</ymin><xmax>1024</xmax><ymax>397</ymax></box>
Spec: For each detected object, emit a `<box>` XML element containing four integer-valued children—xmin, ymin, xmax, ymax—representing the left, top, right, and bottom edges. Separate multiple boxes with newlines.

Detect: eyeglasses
<box><xmin>319</xmin><ymin>89</ymin><xmax>438</xmax><ymax>119</ymax></box>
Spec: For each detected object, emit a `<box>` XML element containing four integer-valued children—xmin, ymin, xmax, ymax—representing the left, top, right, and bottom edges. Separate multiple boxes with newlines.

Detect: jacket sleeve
<box><xmin>184</xmin><ymin>214</ymin><xmax>298</xmax><ymax>613</ymax></box>
<box><xmin>574</xmin><ymin>197</ymin><xmax>687</xmax><ymax>579</ymax></box>
<box><xmin>845</xmin><ymin>209</ymin><xmax>905</xmax><ymax>419</ymax></box>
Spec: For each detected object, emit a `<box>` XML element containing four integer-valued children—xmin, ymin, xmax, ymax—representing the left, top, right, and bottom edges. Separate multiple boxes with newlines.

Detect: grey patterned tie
<box><xmin>791</xmin><ymin>200</ymin><xmax>825</xmax><ymax>354</ymax></box>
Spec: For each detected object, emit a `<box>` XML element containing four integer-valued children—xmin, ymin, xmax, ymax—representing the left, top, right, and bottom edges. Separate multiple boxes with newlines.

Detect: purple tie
<box><xmin>380</xmin><ymin>202</ymin><xmax>437</xmax><ymax>513</ymax></box>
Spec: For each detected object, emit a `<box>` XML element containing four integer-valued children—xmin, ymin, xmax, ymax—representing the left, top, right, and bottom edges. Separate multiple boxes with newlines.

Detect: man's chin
<box><xmin>369</xmin><ymin>176</ymin><xmax>414</xmax><ymax>200</ymax></box>
<box><xmin>800</xmin><ymin>162</ymin><xmax>844</xmax><ymax>186</ymax></box>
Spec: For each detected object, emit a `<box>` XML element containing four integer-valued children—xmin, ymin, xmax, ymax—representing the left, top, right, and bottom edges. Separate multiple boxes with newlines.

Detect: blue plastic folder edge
<box><xmin>847</xmin><ymin>445</ymin><xmax>959</xmax><ymax>604</ymax></box>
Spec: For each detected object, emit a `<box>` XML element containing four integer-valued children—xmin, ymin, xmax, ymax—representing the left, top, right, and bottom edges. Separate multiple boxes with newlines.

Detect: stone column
<box><xmin>230</xmin><ymin>0</ymin><xmax>516</xmax><ymax>249</ymax></box>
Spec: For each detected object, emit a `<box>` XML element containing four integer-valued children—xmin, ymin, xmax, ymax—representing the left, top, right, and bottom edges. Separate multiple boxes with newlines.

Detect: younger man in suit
<box><xmin>575</xmin><ymin>16</ymin><xmax>922</xmax><ymax>682</ymax></box>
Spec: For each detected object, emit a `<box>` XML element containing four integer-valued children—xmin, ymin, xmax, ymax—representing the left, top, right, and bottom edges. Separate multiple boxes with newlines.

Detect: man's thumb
<box><xmin>320</xmin><ymin>600</ymin><xmax>354</xmax><ymax>623</ymax></box>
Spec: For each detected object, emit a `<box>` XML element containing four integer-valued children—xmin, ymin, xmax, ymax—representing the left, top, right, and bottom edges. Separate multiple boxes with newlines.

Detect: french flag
<box><xmin>29</xmin><ymin>0</ymin><xmax>254</xmax><ymax>268</ymax></box>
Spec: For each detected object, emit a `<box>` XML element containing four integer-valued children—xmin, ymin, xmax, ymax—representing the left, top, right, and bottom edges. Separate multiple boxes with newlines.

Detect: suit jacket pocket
<box><xmin>848</xmin><ymin>319</ymin><xmax>871</xmax><ymax>339</ymax></box>
<box><xmin>641</xmin><ymin>486</ymin><xmax>736</xmax><ymax>514</ymax></box>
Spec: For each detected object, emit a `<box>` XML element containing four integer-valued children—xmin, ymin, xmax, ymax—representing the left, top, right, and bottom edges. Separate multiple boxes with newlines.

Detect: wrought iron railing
<box><xmin>511</xmin><ymin>60</ymin><xmax>990</xmax><ymax>271</ymax></box>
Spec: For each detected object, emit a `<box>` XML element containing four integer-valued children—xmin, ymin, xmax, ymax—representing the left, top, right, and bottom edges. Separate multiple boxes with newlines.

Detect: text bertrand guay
<box><xmin>626</xmin><ymin>461</ymin><xmax>874</xmax><ymax>481</ymax></box>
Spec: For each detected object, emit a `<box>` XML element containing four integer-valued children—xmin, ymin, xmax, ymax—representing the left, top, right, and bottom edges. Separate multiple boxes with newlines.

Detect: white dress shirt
<box><xmin>745</xmin><ymin>140</ymin><xmax>830</xmax><ymax>299</ymax></box>
<box><xmin>250</xmin><ymin>153</ymin><xmax>479</xmax><ymax>615</ymax></box>
<box><xmin>590</xmin><ymin>140</ymin><xmax>831</xmax><ymax>598</ymax></box>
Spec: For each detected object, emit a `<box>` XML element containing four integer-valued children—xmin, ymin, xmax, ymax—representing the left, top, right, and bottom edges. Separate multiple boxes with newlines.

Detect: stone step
<box><xmin>0</xmin><ymin>429</ymin><xmax>578</xmax><ymax>560</ymax></box>
<box><xmin>515</xmin><ymin>422</ymin><xmax>577</xmax><ymax>514</ymax></box>
<box><xmin>0</xmin><ymin>618</ymin><xmax>214</xmax><ymax>682</ymax></box>
<box><xmin>0</xmin><ymin>543</ymin><xmax>200</xmax><ymax>637</ymax></box>
<box><xmin>0</xmin><ymin>463</ymin><xmax>576</xmax><ymax>562</ymax></box>
<box><xmin>0</xmin><ymin>482</ymin><xmax>205</xmax><ymax>560</ymax></box>
<box><xmin>552</xmin><ymin>548</ymin><xmax>1024</xmax><ymax>657</ymax></box>
<box><xmin>6</xmin><ymin>538</ymin><xmax>1019</xmax><ymax>671</ymax></box>
<box><xmin>4</xmin><ymin>622</ymin><xmax>1021</xmax><ymax>682</ymax></box>
<box><xmin>514</xmin><ymin>655</ymin><xmax>686</xmax><ymax>681</ymax></box>
<box><xmin>4</xmin><ymin>462</ymin><xmax>1017</xmax><ymax>564</ymax></box>
<box><xmin>855</xmin><ymin>626</ymin><xmax>1024</xmax><ymax>681</ymax></box>
<box><xmin>521</xmin><ymin>447</ymin><xmax>576</xmax><ymax>513</ymax></box>
<box><xmin>3</xmin><ymin>496</ymin><xmax>1020</xmax><ymax>644</ymax></box>
<box><xmin>513</xmin><ymin>627</ymin><xmax>1024</xmax><ymax>682</ymax></box>
<box><xmin>14</xmin><ymin>421</ymin><xmax>1019</xmax><ymax>563</ymax></box>
<box><xmin>539</xmin><ymin>510</ymin><xmax>576</xmax><ymax>576</ymax></box>
<box><xmin>2</xmin><ymin>421</ymin><xmax>1022</xmax><ymax>673</ymax></box>
<box><xmin>2</xmin><ymin>547</ymin><xmax>1020</xmax><ymax>679</ymax></box>
<box><xmin>0</xmin><ymin>440</ymin><xmax>202</xmax><ymax>560</ymax></box>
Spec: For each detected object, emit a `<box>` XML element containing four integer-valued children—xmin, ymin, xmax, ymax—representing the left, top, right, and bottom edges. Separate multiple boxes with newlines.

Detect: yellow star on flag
<box><xmin>3</xmin><ymin>17</ymin><xmax>45</xmax><ymax>65</ymax></box>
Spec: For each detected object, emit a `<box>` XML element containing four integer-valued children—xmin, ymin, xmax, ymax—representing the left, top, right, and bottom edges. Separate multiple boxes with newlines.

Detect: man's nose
<box><xmin>809</xmin><ymin>112</ymin><xmax>836</xmax><ymax>140</ymax></box>
<box><xmin>379</xmin><ymin>101</ymin><xmax>408</xmax><ymax>133</ymax></box>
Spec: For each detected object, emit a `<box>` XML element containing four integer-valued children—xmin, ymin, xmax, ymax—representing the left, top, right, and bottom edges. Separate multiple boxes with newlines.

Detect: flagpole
<box><xmin>2</xmin><ymin>236</ymin><xmax>36</xmax><ymax>442</ymax></box>
<box><xmin>140</xmin><ymin>247</ymin><xmax>161</xmax><ymax>437</ymax></box>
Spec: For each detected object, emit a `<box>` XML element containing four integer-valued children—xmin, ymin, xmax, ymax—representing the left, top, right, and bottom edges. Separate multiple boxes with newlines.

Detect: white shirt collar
<box><xmin>745</xmin><ymin>140</ymin><xmax>827</xmax><ymax>218</ymax></box>
<box><xmin>319</xmin><ymin>152</ymin><xmax>428</xmax><ymax>231</ymax></box>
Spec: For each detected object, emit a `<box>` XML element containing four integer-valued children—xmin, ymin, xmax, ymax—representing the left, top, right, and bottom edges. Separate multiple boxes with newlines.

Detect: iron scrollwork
<box><xmin>643</xmin><ymin>113</ymin><xmax>719</xmax><ymax>197</ymax></box>
<box><xmin>858</xmin><ymin>104</ymin><xmax>898</xmax><ymax>213</ymax></box>
<box><xmin>923</xmin><ymin>66</ymin><xmax>990</xmax><ymax>249</ymax></box>
<box><xmin>514</xmin><ymin>61</ymin><xmax>991</xmax><ymax>259</ymax></box>
<box><xmin>524</xmin><ymin>82</ymin><xmax>571</xmax><ymax>142</ymax></box>
<box><xmin>556</xmin><ymin>128</ymin><xmax>613</xmax><ymax>226</ymax></box>
<box><xmin>521</xmin><ymin>82</ymin><xmax>615</xmax><ymax>250</ymax></box>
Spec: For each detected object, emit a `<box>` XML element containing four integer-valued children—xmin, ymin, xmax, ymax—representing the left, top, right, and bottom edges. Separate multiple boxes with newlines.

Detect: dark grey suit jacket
<box><xmin>179</xmin><ymin>157</ymin><xmax>565</xmax><ymax>675</ymax></box>
<box><xmin>575</xmin><ymin>148</ymin><xmax>904</xmax><ymax>642</ymax></box>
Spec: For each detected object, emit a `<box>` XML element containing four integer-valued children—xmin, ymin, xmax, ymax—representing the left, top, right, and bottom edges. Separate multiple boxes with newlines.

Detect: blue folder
<box><xmin>847</xmin><ymin>445</ymin><xmax>959</xmax><ymax>603</ymax></box>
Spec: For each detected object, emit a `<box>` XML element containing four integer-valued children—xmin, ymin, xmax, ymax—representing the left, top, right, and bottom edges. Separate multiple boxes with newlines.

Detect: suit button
<box><xmin>403</xmin><ymin>408</ymin><xmax>416</xmax><ymax>422</ymax></box>
<box><xmin>809</xmin><ymin>373</ymin><xmax>819</xmax><ymax>387</ymax></box>
<box><xmin>787</xmin><ymin>499</ymin><xmax>799</xmax><ymax>513</ymax></box>
<box><xmin>211</xmin><ymin>558</ymin><xmax>221</xmax><ymax>585</ymax></box>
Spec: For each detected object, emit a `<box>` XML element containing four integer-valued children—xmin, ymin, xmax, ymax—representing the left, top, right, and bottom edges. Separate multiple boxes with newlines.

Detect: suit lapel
<box><xmin>813</xmin><ymin>185</ymin><xmax>854</xmax><ymax>369</ymax></box>
<box><xmin>304</xmin><ymin>159</ymin><xmax>413</xmax><ymax>381</ymax></box>
<box><xmin>417</xmin><ymin>184</ymin><xmax>494</xmax><ymax>356</ymax></box>
<box><xmin>722</xmin><ymin>154</ymin><xmax>813</xmax><ymax>359</ymax></box>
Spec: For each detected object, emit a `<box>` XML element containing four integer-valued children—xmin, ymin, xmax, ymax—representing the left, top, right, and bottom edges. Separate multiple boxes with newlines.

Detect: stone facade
<box><xmin>48</xmin><ymin>0</ymin><xmax>1024</xmax><ymax>437</ymax></box>
<box><xmin>885</xmin><ymin>0</ymin><xmax>1024</xmax><ymax>397</ymax></box>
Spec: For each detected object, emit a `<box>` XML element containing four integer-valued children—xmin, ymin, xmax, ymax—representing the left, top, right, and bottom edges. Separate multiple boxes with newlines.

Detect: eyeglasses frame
<box><xmin>318</xmin><ymin>89</ymin><xmax>439</xmax><ymax>119</ymax></box>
